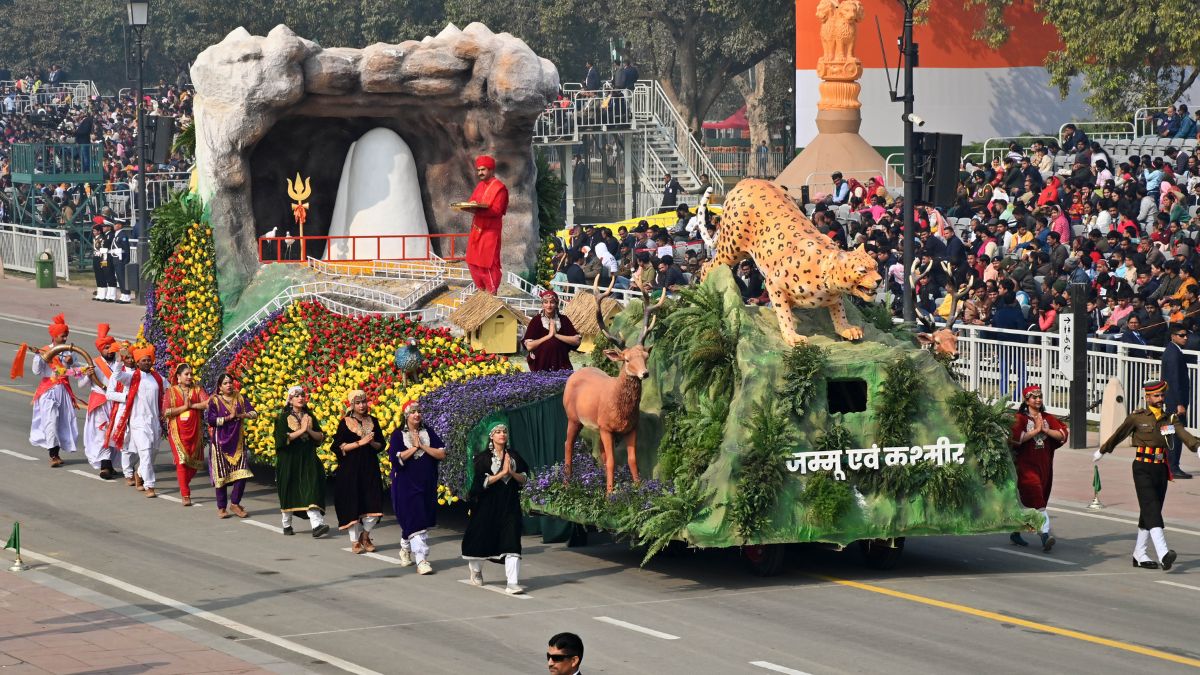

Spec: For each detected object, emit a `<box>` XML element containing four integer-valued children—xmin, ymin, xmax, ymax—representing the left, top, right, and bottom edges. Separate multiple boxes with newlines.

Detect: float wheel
<box><xmin>858</xmin><ymin>538</ymin><xmax>905</xmax><ymax>570</ymax></box>
<box><xmin>743</xmin><ymin>543</ymin><xmax>786</xmax><ymax>576</ymax></box>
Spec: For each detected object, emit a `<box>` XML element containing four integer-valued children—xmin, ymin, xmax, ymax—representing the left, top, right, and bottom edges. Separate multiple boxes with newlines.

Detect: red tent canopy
<box><xmin>702</xmin><ymin>106</ymin><xmax>748</xmax><ymax>130</ymax></box>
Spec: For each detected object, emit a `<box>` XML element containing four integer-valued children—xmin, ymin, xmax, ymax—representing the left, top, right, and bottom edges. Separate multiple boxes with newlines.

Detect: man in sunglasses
<box><xmin>1097</xmin><ymin>379</ymin><xmax>1200</xmax><ymax>570</ymax></box>
<box><xmin>1160</xmin><ymin>325</ymin><xmax>1194</xmax><ymax>478</ymax></box>
<box><xmin>546</xmin><ymin>632</ymin><xmax>584</xmax><ymax>675</ymax></box>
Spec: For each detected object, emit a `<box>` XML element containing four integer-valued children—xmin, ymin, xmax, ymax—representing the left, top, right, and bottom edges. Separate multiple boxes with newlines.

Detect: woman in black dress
<box><xmin>461</xmin><ymin>422</ymin><xmax>529</xmax><ymax>594</ymax></box>
<box><xmin>332</xmin><ymin>390</ymin><xmax>385</xmax><ymax>554</ymax></box>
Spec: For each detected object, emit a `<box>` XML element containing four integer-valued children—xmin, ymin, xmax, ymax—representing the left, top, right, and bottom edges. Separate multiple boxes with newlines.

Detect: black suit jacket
<box><xmin>1161</xmin><ymin>341</ymin><xmax>1190</xmax><ymax>410</ymax></box>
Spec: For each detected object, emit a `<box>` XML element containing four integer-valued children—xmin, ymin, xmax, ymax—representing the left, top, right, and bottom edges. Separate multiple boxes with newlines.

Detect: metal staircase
<box><xmin>629</xmin><ymin>81</ymin><xmax>719</xmax><ymax>195</ymax></box>
<box><xmin>533</xmin><ymin>80</ymin><xmax>719</xmax><ymax>216</ymax></box>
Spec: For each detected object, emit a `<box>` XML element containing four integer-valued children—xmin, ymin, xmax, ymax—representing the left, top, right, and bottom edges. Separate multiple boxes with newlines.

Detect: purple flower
<box><xmin>419</xmin><ymin>370</ymin><xmax>571</xmax><ymax>492</ymax></box>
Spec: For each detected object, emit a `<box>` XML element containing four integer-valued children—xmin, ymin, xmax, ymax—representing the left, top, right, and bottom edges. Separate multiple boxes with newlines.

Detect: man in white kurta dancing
<box><xmin>107</xmin><ymin>344</ymin><xmax>165</xmax><ymax>498</ymax></box>
<box><xmin>83</xmin><ymin>324</ymin><xmax>121</xmax><ymax>479</ymax></box>
<box><xmin>10</xmin><ymin>314</ymin><xmax>90</xmax><ymax>467</ymax></box>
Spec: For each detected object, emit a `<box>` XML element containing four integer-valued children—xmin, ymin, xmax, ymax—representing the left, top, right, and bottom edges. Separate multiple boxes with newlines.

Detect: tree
<box><xmin>964</xmin><ymin>0</ymin><xmax>1200</xmax><ymax>120</ymax></box>
<box><xmin>604</xmin><ymin>0</ymin><xmax>794</xmax><ymax>134</ymax></box>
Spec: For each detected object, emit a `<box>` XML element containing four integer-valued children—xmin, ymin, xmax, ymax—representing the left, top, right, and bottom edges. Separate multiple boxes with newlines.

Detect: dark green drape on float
<box><xmin>465</xmin><ymin>393</ymin><xmax>572</xmax><ymax>543</ymax></box>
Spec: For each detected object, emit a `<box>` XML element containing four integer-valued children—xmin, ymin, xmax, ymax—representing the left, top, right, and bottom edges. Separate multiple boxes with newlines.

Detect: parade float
<box><xmin>519</xmin><ymin>182</ymin><xmax>1038</xmax><ymax>574</ymax></box>
<box><xmin>136</xmin><ymin>21</ymin><xmax>1034</xmax><ymax>575</ymax></box>
<box><xmin>138</xmin><ymin>22</ymin><xmax>560</xmax><ymax>492</ymax></box>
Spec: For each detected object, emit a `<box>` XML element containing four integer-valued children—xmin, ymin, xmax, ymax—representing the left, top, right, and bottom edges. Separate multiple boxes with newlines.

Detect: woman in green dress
<box><xmin>273</xmin><ymin>385</ymin><xmax>330</xmax><ymax>538</ymax></box>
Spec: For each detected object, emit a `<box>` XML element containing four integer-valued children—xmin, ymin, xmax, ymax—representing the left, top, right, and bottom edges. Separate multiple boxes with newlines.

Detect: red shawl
<box><xmin>106</xmin><ymin>369</ymin><xmax>166</xmax><ymax>450</ymax></box>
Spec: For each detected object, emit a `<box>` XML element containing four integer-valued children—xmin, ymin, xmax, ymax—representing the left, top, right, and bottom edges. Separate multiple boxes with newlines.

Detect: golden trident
<box><xmin>286</xmin><ymin>173</ymin><xmax>312</xmax><ymax>237</ymax></box>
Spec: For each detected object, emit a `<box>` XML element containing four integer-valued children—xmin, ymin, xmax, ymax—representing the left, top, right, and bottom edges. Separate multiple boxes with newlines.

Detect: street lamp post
<box><xmin>127</xmin><ymin>0</ymin><xmax>150</xmax><ymax>305</ymax></box>
<box><xmin>897</xmin><ymin>0</ymin><xmax>920</xmax><ymax>325</ymax></box>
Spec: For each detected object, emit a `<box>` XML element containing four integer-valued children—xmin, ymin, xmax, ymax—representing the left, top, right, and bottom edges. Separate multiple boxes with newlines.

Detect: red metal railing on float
<box><xmin>257</xmin><ymin>233</ymin><xmax>469</xmax><ymax>263</ymax></box>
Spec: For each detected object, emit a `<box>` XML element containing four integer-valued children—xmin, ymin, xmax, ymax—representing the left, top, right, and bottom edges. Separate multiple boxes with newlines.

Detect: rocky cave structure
<box><xmin>190</xmin><ymin>23</ymin><xmax>559</xmax><ymax>305</ymax></box>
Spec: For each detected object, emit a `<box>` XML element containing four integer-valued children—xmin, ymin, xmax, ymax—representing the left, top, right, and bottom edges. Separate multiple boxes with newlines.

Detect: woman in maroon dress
<box><xmin>1009</xmin><ymin>384</ymin><xmax>1068</xmax><ymax>551</ymax></box>
<box><xmin>522</xmin><ymin>290</ymin><xmax>580</xmax><ymax>371</ymax></box>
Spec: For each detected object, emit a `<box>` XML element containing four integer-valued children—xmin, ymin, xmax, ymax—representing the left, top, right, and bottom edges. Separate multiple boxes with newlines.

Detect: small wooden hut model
<box><xmin>450</xmin><ymin>292</ymin><xmax>529</xmax><ymax>355</ymax></box>
<box><xmin>561</xmin><ymin>291</ymin><xmax>623</xmax><ymax>353</ymax></box>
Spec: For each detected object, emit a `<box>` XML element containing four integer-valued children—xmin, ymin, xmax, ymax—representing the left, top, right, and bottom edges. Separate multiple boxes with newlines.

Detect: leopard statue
<box><xmin>701</xmin><ymin>179</ymin><xmax>881</xmax><ymax>345</ymax></box>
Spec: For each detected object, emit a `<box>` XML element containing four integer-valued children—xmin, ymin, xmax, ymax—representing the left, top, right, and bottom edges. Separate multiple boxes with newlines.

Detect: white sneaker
<box><xmin>469</xmin><ymin>569</ymin><xmax>483</xmax><ymax>586</ymax></box>
<box><xmin>505</xmin><ymin>584</ymin><xmax>525</xmax><ymax>595</ymax></box>
<box><xmin>398</xmin><ymin>548</ymin><xmax>414</xmax><ymax>567</ymax></box>
<box><xmin>416</xmin><ymin>560</ymin><xmax>433</xmax><ymax>575</ymax></box>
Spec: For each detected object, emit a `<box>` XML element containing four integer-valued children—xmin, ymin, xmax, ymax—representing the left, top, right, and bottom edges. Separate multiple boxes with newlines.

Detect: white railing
<box><xmin>980</xmin><ymin>136</ymin><xmax>1056</xmax><ymax>164</ymax></box>
<box><xmin>548</xmin><ymin>280</ymin><xmax>643</xmax><ymax>305</ymax></box>
<box><xmin>801</xmin><ymin>168</ymin><xmax>888</xmax><ymax>192</ymax></box>
<box><xmin>634</xmin><ymin>80</ymin><xmax>720</xmax><ymax>190</ymax></box>
<box><xmin>0</xmin><ymin>223</ymin><xmax>70</xmax><ymax>279</ymax></box>
<box><xmin>306</xmin><ymin>256</ymin><xmax>450</xmax><ymax>281</ymax></box>
<box><xmin>945</xmin><ymin>322</ymin><xmax>1200</xmax><ymax>431</ymax></box>
<box><xmin>1059</xmin><ymin>120</ymin><xmax>1136</xmax><ymax>144</ymax></box>
<box><xmin>1133</xmin><ymin>107</ymin><xmax>1171</xmax><ymax>139</ymax></box>
<box><xmin>705</xmin><ymin>148</ymin><xmax>792</xmax><ymax>179</ymax></box>
<box><xmin>210</xmin><ymin>282</ymin><xmax>450</xmax><ymax>360</ymax></box>
<box><xmin>395</xmin><ymin>276</ymin><xmax>447</xmax><ymax>309</ymax></box>
<box><xmin>501</xmin><ymin>269</ymin><xmax>546</xmax><ymax>299</ymax></box>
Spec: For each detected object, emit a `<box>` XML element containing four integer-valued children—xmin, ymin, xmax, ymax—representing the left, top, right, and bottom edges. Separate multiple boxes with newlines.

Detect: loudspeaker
<box><xmin>800</xmin><ymin>184</ymin><xmax>811</xmax><ymax>206</ymax></box>
<box><xmin>145</xmin><ymin>115</ymin><xmax>176</xmax><ymax>165</ymax></box>
<box><xmin>914</xmin><ymin>132</ymin><xmax>962</xmax><ymax>209</ymax></box>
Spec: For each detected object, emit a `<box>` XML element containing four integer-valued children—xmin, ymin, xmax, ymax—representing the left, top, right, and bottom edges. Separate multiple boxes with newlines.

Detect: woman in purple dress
<box><xmin>205</xmin><ymin>373</ymin><xmax>258</xmax><ymax>519</ymax></box>
<box><xmin>387</xmin><ymin>401</ymin><xmax>446</xmax><ymax>575</ymax></box>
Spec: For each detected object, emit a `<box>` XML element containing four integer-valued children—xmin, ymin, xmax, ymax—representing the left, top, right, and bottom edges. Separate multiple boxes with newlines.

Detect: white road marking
<box><xmin>593</xmin><ymin>616</ymin><xmax>680</xmax><ymax>640</ymax></box>
<box><xmin>158</xmin><ymin>494</ymin><xmax>202</xmax><ymax>507</ymax></box>
<box><xmin>0</xmin><ymin>448</ymin><xmax>38</xmax><ymax>461</ymax></box>
<box><xmin>339</xmin><ymin>547</ymin><xmax>401</xmax><ymax>565</ymax></box>
<box><xmin>1051</xmin><ymin>507</ymin><xmax>1200</xmax><ymax>537</ymax></box>
<box><xmin>987</xmin><ymin>547</ymin><xmax>1077</xmax><ymax>565</ymax></box>
<box><xmin>68</xmin><ymin>469</ymin><xmax>106</xmax><ymax>481</ymax></box>
<box><xmin>1156</xmin><ymin>580</ymin><xmax>1200</xmax><ymax>593</ymax></box>
<box><xmin>750</xmin><ymin>661</ymin><xmax>814</xmax><ymax>675</ymax></box>
<box><xmin>19</xmin><ymin>548</ymin><xmax>383</xmax><ymax>675</ymax></box>
<box><xmin>239</xmin><ymin>518</ymin><xmax>280</xmax><ymax>532</ymax></box>
<box><xmin>0</xmin><ymin>312</ymin><xmax>126</xmax><ymax>339</ymax></box>
<box><xmin>456</xmin><ymin>579</ymin><xmax>534</xmax><ymax>599</ymax></box>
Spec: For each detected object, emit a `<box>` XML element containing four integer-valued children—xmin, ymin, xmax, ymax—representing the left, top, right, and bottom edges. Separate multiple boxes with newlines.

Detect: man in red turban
<box><xmin>10</xmin><ymin>314</ymin><xmax>91</xmax><ymax>467</ymax></box>
<box><xmin>460</xmin><ymin>155</ymin><xmax>508</xmax><ymax>294</ymax></box>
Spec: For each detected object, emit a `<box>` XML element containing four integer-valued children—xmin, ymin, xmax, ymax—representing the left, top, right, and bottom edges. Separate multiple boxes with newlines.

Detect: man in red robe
<box><xmin>462</xmin><ymin>155</ymin><xmax>508</xmax><ymax>294</ymax></box>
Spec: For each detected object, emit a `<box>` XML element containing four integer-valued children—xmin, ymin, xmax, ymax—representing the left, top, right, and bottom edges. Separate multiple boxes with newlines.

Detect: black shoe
<box><xmin>1172</xmin><ymin>470</ymin><xmax>1193</xmax><ymax>479</ymax></box>
<box><xmin>1161</xmin><ymin>550</ymin><xmax>1177</xmax><ymax>570</ymax></box>
<box><xmin>283</xmin><ymin>527</ymin><xmax>295</xmax><ymax>536</ymax></box>
<box><xmin>312</xmin><ymin>523</ymin><xmax>330</xmax><ymax>539</ymax></box>
<box><xmin>1132</xmin><ymin>557</ymin><xmax>1160</xmax><ymax>569</ymax></box>
<box><xmin>1010</xmin><ymin>532</ymin><xmax>1029</xmax><ymax>547</ymax></box>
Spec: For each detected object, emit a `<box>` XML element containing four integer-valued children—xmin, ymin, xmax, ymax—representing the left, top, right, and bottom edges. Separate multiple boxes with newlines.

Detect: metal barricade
<box><xmin>0</xmin><ymin>223</ymin><xmax>70</xmax><ymax>279</ymax></box>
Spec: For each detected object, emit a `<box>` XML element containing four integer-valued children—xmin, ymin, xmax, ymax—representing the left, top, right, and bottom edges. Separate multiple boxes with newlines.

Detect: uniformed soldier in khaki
<box><xmin>1098</xmin><ymin>379</ymin><xmax>1200</xmax><ymax>570</ymax></box>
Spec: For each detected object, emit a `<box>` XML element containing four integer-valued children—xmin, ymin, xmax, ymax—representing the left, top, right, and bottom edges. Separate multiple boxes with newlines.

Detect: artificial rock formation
<box><xmin>191</xmin><ymin>23</ymin><xmax>558</xmax><ymax>307</ymax></box>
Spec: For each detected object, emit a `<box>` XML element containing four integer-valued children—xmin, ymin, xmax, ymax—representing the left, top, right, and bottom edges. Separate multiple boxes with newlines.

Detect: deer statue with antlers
<box><xmin>910</xmin><ymin>258</ymin><xmax>969</xmax><ymax>358</ymax></box>
<box><xmin>562</xmin><ymin>278</ymin><xmax>666</xmax><ymax>494</ymax></box>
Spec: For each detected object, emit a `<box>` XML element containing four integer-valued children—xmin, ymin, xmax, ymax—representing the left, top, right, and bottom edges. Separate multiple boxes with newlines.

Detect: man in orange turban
<box><xmin>83</xmin><ymin>324</ymin><xmax>121</xmax><ymax>478</ymax></box>
<box><xmin>107</xmin><ymin>344</ymin><xmax>166</xmax><ymax>497</ymax></box>
<box><xmin>460</xmin><ymin>155</ymin><xmax>508</xmax><ymax>294</ymax></box>
<box><xmin>11</xmin><ymin>314</ymin><xmax>90</xmax><ymax>467</ymax></box>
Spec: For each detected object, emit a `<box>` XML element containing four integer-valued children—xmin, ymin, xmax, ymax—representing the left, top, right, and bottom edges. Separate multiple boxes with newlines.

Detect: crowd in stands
<box><xmin>818</xmin><ymin>118</ymin><xmax>1200</xmax><ymax>348</ymax></box>
<box><xmin>552</xmin><ymin>204</ymin><xmax>723</xmax><ymax>298</ymax></box>
<box><xmin>553</xmin><ymin>109</ymin><xmax>1200</xmax><ymax>352</ymax></box>
<box><xmin>0</xmin><ymin>64</ymin><xmax>193</xmax><ymax>226</ymax></box>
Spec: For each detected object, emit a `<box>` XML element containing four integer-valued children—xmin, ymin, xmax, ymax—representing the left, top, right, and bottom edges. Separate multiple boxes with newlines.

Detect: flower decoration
<box><xmin>143</xmin><ymin>219</ymin><xmax>221</xmax><ymax>378</ymax></box>
<box><xmin>418</xmin><ymin>370</ymin><xmax>571</xmax><ymax>493</ymax></box>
